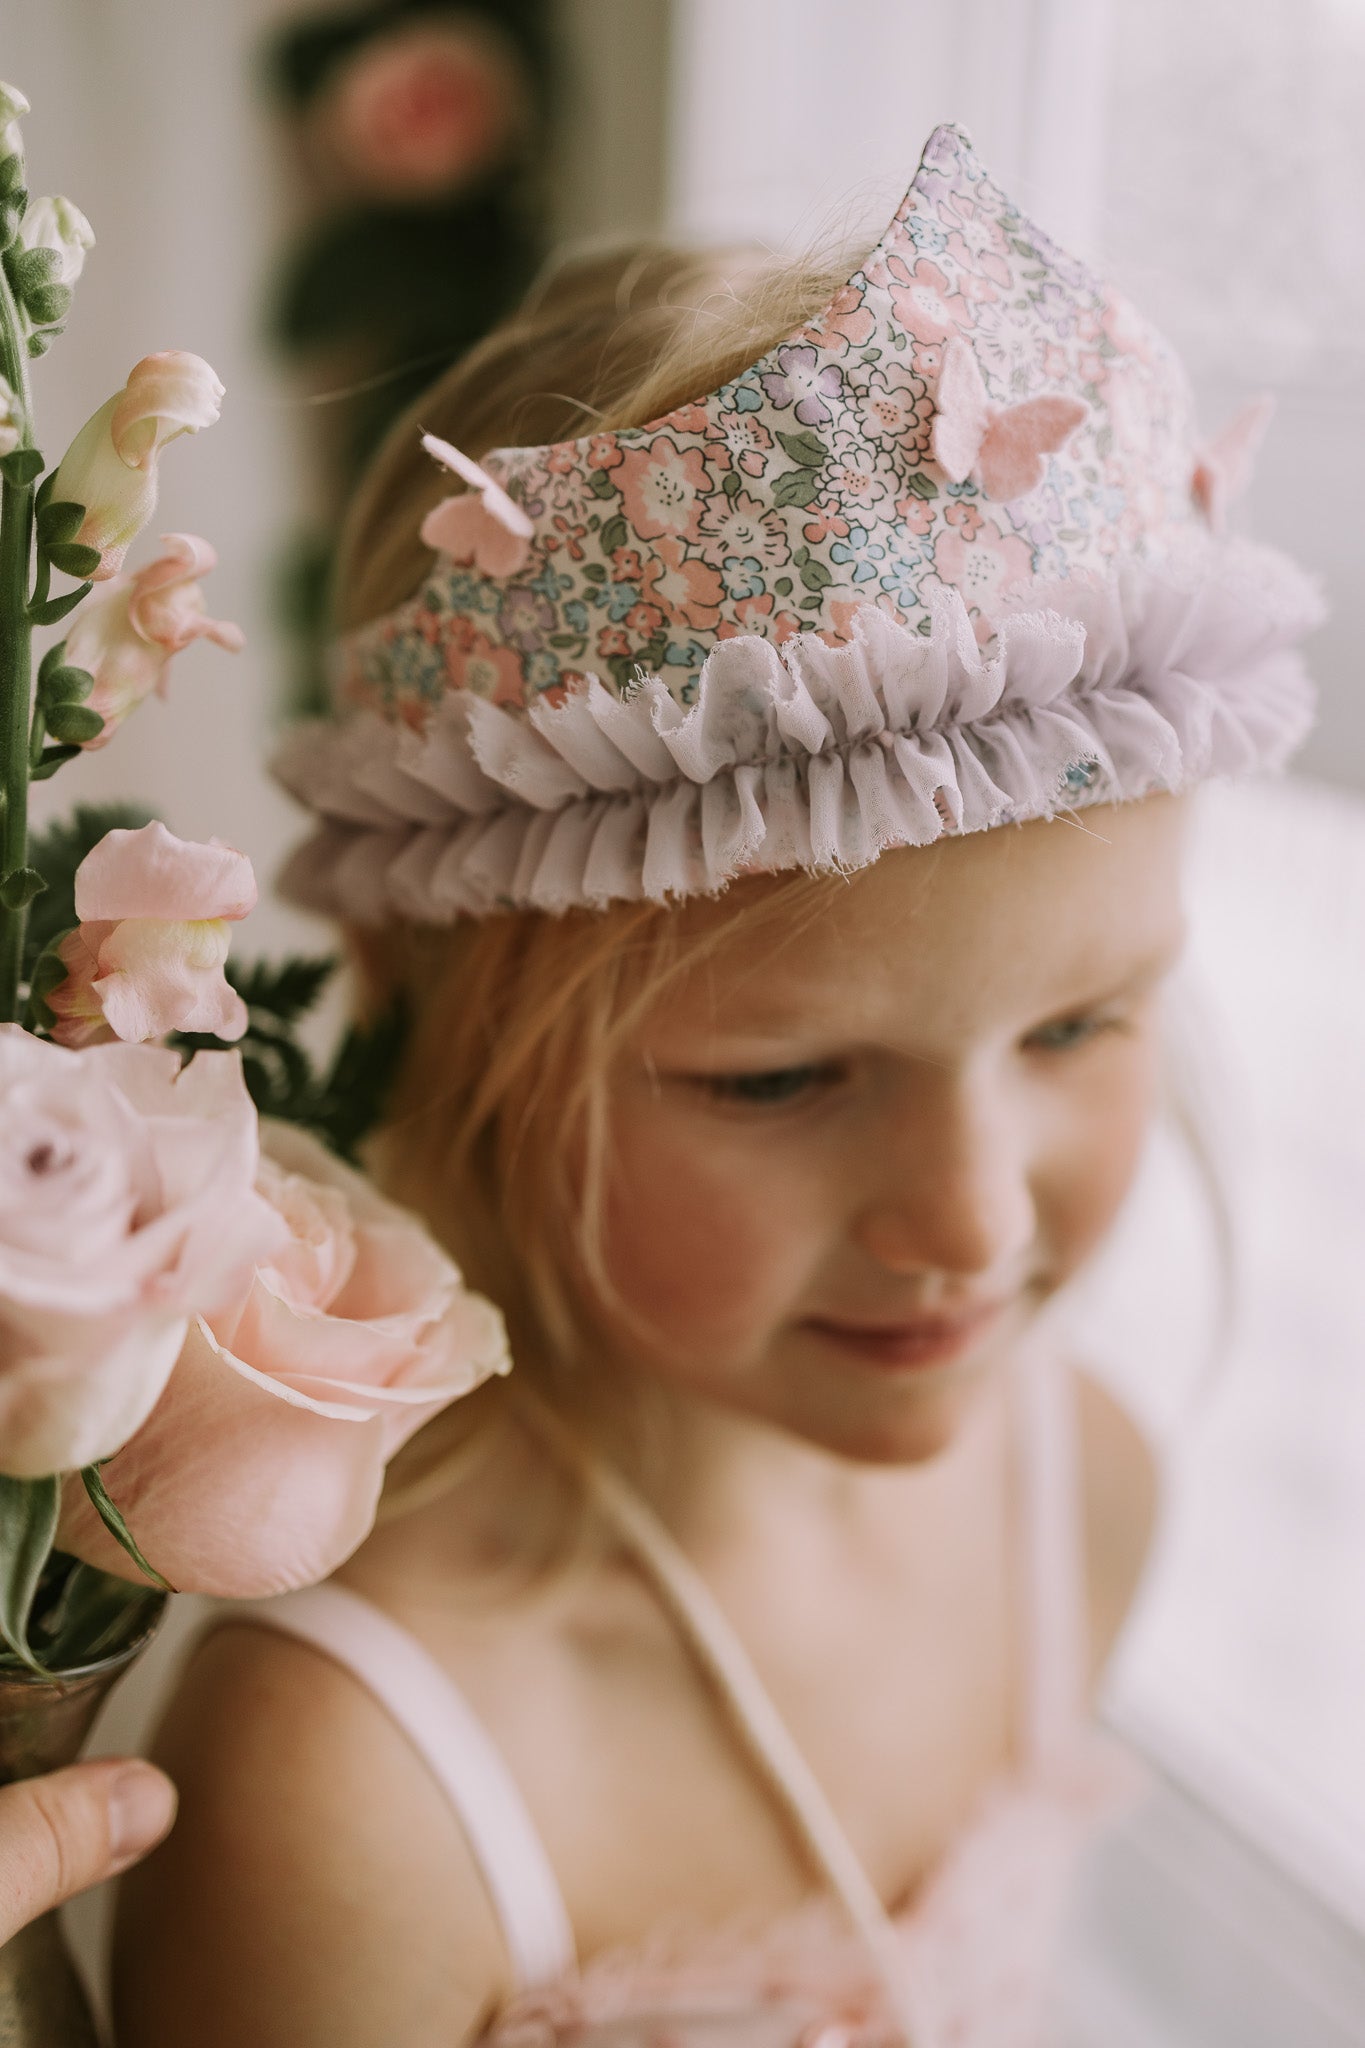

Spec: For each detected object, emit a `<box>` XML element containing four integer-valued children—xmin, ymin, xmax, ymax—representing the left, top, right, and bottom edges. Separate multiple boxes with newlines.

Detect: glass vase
<box><xmin>0</xmin><ymin>1593</ymin><xmax>166</xmax><ymax>2048</ymax></box>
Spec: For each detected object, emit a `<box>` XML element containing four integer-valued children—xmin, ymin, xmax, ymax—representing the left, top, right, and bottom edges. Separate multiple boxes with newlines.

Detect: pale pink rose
<box><xmin>64</xmin><ymin>533</ymin><xmax>244</xmax><ymax>748</ymax></box>
<box><xmin>59</xmin><ymin>1122</ymin><xmax>511</xmax><ymax>1595</ymax></box>
<box><xmin>315</xmin><ymin>19</ymin><xmax>525</xmax><ymax>200</ymax></box>
<box><xmin>47</xmin><ymin>822</ymin><xmax>256</xmax><ymax>1049</ymax></box>
<box><xmin>0</xmin><ymin>1030</ymin><xmax>282</xmax><ymax>1479</ymax></box>
<box><xmin>51</xmin><ymin>353</ymin><xmax>225</xmax><ymax>580</ymax></box>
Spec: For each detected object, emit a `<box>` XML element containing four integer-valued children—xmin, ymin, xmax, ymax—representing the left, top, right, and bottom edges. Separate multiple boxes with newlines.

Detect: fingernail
<box><xmin>107</xmin><ymin>1764</ymin><xmax>177</xmax><ymax>1869</ymax></box>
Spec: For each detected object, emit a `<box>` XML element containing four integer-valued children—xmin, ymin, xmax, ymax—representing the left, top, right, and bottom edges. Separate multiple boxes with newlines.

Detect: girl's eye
<box><xmin>703</xmin><ymin>1063</ymin><xmax>836</xmax><ymax>1106</ymax></box>
<box><xmin>1025</xmin><ymin>1012</ymin><xmax>1119</xmax><ymax>1054</ymax></box>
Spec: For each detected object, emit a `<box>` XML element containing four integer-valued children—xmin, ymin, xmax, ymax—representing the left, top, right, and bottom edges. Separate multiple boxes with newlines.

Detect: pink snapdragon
<box><xmin>58</xmin><ymin>1122</ymin><xmax>510</xmax><ymax>1595</ymax></box>
<box><xmin>64</xmin><ymin>533</ymin><xmax>244</xmax><ymax>747</ymax></box>
<box><xmin>47</xmin><ymin>822</ymin><xmax>256</xmax><ymax>1048</ymax></box>
<box><xmin>51</xmin><ymin>353</ymin><xmax>225</xmax><ymax>579</ymax></box>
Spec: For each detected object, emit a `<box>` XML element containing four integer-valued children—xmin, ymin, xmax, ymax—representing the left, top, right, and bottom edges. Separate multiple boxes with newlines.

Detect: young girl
<box><xmin>114</xmin><ymin>126</ymin><xmax>1316</xmax><ymax>2047</ymax></box>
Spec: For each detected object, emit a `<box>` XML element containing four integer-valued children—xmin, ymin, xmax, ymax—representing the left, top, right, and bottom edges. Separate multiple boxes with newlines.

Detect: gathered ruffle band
<box><xmin>274</xmin><ymin>539</ymin><xmax>1320</xmax><ymax>925</ymax></box>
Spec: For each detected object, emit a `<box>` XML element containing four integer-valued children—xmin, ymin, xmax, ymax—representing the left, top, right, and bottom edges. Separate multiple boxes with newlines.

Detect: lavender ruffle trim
<box><xmin>274</xmin><ymin>538</ymin><xmax>1321</xmax><ymax>925</ymax></box>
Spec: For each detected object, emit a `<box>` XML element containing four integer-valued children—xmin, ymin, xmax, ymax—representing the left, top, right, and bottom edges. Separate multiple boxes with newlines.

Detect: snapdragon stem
<box><xmin>0</xmin><ymin>251</ymin><xmax>34</xmax><ymax>1024</ymax></box>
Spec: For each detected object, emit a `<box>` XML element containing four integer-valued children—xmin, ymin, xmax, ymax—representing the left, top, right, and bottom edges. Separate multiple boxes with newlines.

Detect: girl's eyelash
<box><xmin>1024</xmin><ymin>1011</ymin><xmax>1124</xmax><ymax>1053</ymax></box>
<box><xmin>701</xmin><ymin>1063</ymin><xmax>839</xmax><ymax>1106</ymax></box>
<box><xmin>691</xmin><ymin>1014</ymin><xmax>1133</xmax><ymax>1103</ymax></box>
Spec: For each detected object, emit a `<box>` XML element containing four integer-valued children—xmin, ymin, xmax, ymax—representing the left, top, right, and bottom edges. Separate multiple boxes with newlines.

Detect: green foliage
<box><xmin>23</xmin><ymin>804</ymin><xmax>154</xmax><ymax>975</ymax></box>
<box><xmin>230</xmin><ymin>953</ymin><xmax>335</xmax><ymax>1022</ymax></box>
<box><xmin>27</xmin><ymin>1557</ymin><xmax>164</xmax><ymax>1672</ymax></box>
<box><xmin>0</xmin><ymin>446</ymin><xmax>42</xmax><ymax>486</ymax></box>
<box><xmin>0</xmin><ymin>1475</ymin><xmax>60</xmax><ymax>1673</ymax></box>
<box><xmin>36</xmin><ymin>662</ymin><xmax>94</xmax><ymax>707</ymax></box>
<box><xmin>776</xmin><ymin>429</ymin><xmax>829</xmax><ymax>469</ymax></box>
<box><xmin>30</xmin><ymin>741</ymin><xmax>81</xmax><ymax>778</ymax></box>
<box><xmin>43</xmin><ymin>701</ymin><xmax>102</xmax><ymax>744</ymax></box>
<box><xmin>173</xmin><ymin>954</ymin><xmax>408</xmax><ymax>1164</ymax></box>
<box><xmin>81</xmin><ymin>1467</ymin><xmax>173</xmax><ymax>1592</ymax></box>
<box><xmin>36</xmin><ymin>498</ymin><xmax>85</xmax><ymax>546</ymax></box>
<box><xmin>26</xmin><ymin>939</ymin><xmax>72</xmax><ymax>1030</ymax></box>
<box><xmin>5</xmin><ymin>241</ymin><xmax>59</xmax><ymax>297</ymax></box>
<box><xmin>25</xmin><ymin>283</ymin><xmax>71</xmax><ymax>328</ymax></box>
<box><xmin>772</xmin><ymin>470</ymin><xmax>823</xmax><ymax>509</ymax></box>
<box><xmin>0</xmin><ymin>865</ymin><xmax>45</xmax><ymax>910</ymax></box>
<box><xmin>29</xmin><ymin>580</ymin><xmax>92</xmax><ymax>626</ymax></box>
<box><xmin>44</xmin><ymin>539</ymin><xmax>101</xmax><ymax>579</ymax></box>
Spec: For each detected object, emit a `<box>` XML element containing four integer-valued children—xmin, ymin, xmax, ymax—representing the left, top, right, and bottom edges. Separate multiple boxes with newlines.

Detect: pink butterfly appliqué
<box><xmin>930</xmin><ymin>336</ymin><xmax>1088</xmax><ymax>502</ymax></box>
<box><xmin>419</xmin><ymin>433</ymin><xmax>535</xmax><ymax>578</ymax></box>
<box><xmin>1190</xmin><ymin>394</ymin><xmax>1274</xmax><ymax>533</ymax></box>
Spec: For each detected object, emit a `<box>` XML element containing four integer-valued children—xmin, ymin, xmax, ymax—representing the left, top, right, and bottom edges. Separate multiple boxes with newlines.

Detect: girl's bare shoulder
<box><xmin>112</xmin><ymin>1617</ymin><xmax>511</xmax><ymax>2048</ymax></box>
<box><xmin>1074</xmin><ymin>1366</ymin><xmax>1162</xmax><ymax>1683</ymax></box>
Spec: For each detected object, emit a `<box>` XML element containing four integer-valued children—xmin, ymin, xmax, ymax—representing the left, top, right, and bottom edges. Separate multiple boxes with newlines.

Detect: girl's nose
<box><xmin>850</xmin><ymin>1078</ymin><xmax>1036</xmax><ymax>1284</ymax></box>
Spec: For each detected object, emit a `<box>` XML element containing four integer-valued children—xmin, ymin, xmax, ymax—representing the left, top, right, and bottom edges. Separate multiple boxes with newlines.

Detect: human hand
<box><xmin>0</xmin><ymin>1758</ymin><xmax>176</xmax><ymax>1943</ymax></box>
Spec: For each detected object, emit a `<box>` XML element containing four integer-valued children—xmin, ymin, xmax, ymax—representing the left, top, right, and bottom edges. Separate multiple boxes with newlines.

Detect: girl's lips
<box><xmin>802</xmin><ymin>1301</ymin><xmax>1009</xmax><ymax>1371</ymax></box>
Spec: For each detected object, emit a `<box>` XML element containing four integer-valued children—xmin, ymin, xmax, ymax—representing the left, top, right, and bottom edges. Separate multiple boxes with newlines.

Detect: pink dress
<box><xmin>240</xmin><ymin>1353</ymin><xmax>1137</xmax><ymax>2048</ymax></box>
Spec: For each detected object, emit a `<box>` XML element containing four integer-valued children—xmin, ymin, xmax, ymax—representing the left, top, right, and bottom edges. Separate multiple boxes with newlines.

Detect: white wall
<box><xmin>7</xmin><ymin>0</ymin><xmax>318</xmax><ymax>955</ymax></box>
<box><xmin>666</xmin><ymin>0</ymin><xmax>1117</xmax><ymax>259</ymax></box>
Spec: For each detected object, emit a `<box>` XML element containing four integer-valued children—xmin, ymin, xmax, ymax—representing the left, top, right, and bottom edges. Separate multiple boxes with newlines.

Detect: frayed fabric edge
<box><xmin>275</xmin><ymin>539</ymin><xmax>1321</xmax><ymax>925</ymax></box>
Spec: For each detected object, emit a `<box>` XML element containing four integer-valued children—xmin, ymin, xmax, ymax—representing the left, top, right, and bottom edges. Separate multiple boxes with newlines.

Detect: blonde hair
<box><xmin>337</xmin><ymin>236</ymin><xmax>868</xmax><ymax>1538</ymax></box>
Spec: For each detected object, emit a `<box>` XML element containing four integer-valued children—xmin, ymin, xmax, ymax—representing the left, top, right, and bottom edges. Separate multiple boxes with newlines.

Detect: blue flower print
<box><xmin>563</xmin><ymin>598</ymin><xmax>590</xmax><ymax>634</ymax></box>
<box><xmin>606</xmin><ymin>580</ymin><xmax>641</xmax><ymax>622</ymax></box>
<box><xmin>529</xmin><ymin>557</ymin><xmax>572</xmax><ymax>606</ymax></box>
<box><xmin>906</xmin><ymin>214</ymin><xmax>948</xmax><ymax>258</ymax></box>
<box><xmin>665</xmin><ymin>638</ymin><xmax>710</xmax><ymax>669</ymax></box>
<box><xmin>721</xmin><ymin>375</ymin><xmax>764</xmax><ymax>414</ymax></box>
<box><xmin>830</xmin><ymin>525</ymin><xmax>886</xmax><ymax>584</ymax></box>
<box><xmin>524</xmin><ymin>650</ymin><xmax>560</xmax><ymax>694</ymax></box>
<box><xmin>721</xmin><ymin>555</ymin><xmax>765</xmax><ymax>600</ymax></box>
<box><xmin>878</xmin><ymin>540</ymin><xmax>928</xmax><ymax>613</ymax></box>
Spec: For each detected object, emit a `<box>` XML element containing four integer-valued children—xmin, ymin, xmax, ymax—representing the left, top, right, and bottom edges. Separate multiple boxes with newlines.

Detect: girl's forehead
<box><xmin>650</xmin><ymin>798</ymin><xmax>1189</xmax><ymax>1044</ymax></box>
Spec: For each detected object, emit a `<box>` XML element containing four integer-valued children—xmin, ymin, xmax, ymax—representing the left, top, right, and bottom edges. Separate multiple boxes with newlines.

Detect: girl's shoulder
<box><xmin>113</xmin><ymin>1615</ymin><xmax>513</xmax><ymax>2048</ymax></box>
<box><xmin>1073</xmin><ymin>1364</ymin><xmax>1161</xmax><ymax>1684</ymax></box>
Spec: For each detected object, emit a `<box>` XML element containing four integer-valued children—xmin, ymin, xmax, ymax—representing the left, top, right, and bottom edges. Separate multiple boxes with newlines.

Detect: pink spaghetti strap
<box><xmin>224</xmin><ymin>1582</ymin><xmax>577</xmax><ymax>1992</ymax></box>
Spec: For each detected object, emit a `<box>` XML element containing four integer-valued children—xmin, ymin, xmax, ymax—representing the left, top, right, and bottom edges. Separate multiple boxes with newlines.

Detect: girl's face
<box><xmin>594</xmin><ymin>796</ymin><xmax>1188</xmax><ymax>1464</ymax></box>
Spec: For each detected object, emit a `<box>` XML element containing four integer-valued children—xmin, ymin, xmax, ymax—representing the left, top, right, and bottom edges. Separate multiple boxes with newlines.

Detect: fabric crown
<box><xmin>276</xmin><ymin>122</ymin><xmax>1320</xmax><ymax>925</ymax></box>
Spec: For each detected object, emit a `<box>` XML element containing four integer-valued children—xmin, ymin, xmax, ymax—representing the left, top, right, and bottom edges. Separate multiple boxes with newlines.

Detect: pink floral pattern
<box><xmin>335</xmin><ymin>123</ymin><xmax>1203</xmax><ymax>726</ymax></box>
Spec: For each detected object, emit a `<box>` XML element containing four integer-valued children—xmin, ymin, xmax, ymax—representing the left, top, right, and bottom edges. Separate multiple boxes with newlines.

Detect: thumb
<box><xmin>0</xmin><ymin>1759</ymin><xmax>177</xmax><ymax>1943</ymax></box>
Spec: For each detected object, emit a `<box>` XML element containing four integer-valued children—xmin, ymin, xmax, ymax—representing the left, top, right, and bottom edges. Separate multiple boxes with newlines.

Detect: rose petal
<box><xmin>56</xmin><ymin>1318</ymin><xmax>387</xmax><ymax>1596</ymax></box>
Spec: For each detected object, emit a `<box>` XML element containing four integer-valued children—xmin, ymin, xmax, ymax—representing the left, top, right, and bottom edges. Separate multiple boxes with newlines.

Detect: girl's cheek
<box><xmin>1036</xmin><ymin>1048</ymin><xmax>1157</xmax><ymax>1281</ymax></box>
<box><xmin>598</xmin><ymin>1108</ymin><xmax>820</xmax><ymax>1353</ymax></box>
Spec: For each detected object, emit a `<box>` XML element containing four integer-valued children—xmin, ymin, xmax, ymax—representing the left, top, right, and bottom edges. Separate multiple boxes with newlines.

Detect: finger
<box><xmin>0</xmin><ymin>1759</ymin><xmax>177</xmax><ymax>1942</ymax></box>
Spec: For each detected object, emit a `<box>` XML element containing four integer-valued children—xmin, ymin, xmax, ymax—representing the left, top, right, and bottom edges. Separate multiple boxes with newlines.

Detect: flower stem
<box><xmin>0</xmin><ymin>252</ymin><xmax>35</xmax><ymax>1023</ymax></box>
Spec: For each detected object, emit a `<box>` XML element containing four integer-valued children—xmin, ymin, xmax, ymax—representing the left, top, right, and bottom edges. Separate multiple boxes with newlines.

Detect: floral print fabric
<box><xmin>335</xmin><ymin>122</ymin><xmax>1203</xmax><ymax>722</ymax></box>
